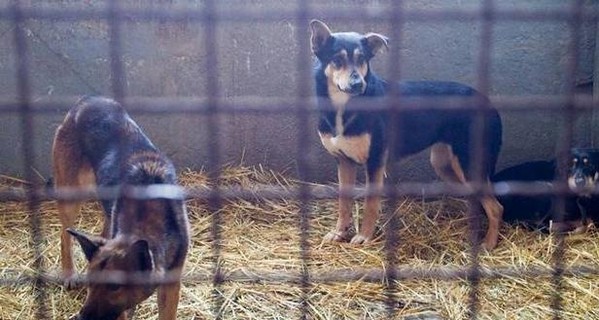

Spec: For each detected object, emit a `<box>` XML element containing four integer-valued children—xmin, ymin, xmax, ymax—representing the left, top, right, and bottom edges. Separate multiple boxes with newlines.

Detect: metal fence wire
<box><xmin>1</xmin><ymin>0</ymin><xmax>598</xmax><ymax>319</ymax></box>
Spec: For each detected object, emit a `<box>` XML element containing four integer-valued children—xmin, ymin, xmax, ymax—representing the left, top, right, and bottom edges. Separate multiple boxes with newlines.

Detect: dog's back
<box><xmin>57</xmin><ymin>96</ymin><xmax>161</xmax><ymax>215</ymax></box>
<box><xmin>66</xmin><ymin>96</ymin><xmax>157</xmax><ymax>177</ymax></box>
<box><xmin>394</xmin><ymin>81</ymin><xmax>503</xmax><ymax>177</ymax></box>
<box><xmin>492</xmin><ymin>160</ymin><xmax>556</xmax><ymax>183</ymax></box>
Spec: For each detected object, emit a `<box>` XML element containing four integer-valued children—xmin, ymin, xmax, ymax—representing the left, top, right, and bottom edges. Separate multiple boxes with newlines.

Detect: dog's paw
<box><xmin>480</xmin><ymin>237</ymin><xmax>497</xmax><ymax>252</ymax></box>
<box><xmin>549</xmin><ymin>220</ymin><xmax>580</xmax><ymax>234</ymax></box>
<box><xmin>350</xmin><ymin>234</ymin><xmax>372</xmax><ymax>244</ymax></box>
<box><xmin>323</xmin><ymin>230</ymin><xmax>349</xmax><ymax>242</ymax></box>
<box><xmin>571</xmin><ymin>224</ymin><xmax>588</xmax><ymax>234</ymax></box>
<box><xmin>62</xmin><ymin>274</ymin><xmax>81</xmax><ymax>290</ymax></box>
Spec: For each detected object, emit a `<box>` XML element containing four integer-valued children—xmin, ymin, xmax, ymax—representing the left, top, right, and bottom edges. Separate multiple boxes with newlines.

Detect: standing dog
<box><xmin>310</xmin><ymin>20</ymin><xmax>504</xmax><ymax>250</ymax></box>
<box><xmin>52</xmin><ymin>96</ymin><xmax>190</xmax><ymax>320</ymax></box>
<box><xmin>493</xmin><ymin>148</ymin><xmax>599</xmax><ymax>233</ymax></box>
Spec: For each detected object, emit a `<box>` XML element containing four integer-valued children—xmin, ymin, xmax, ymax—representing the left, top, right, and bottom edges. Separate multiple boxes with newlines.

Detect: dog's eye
<box><xmin>105</xmin><ymin>283</ymin><xmax>121</xmax><ymax>291</ymax></box>
<box><xmin>573</xmin><ymin>158</ymin><xmax>578</xmax><ymax>164</ymax></box>
<box><xmin>356</xmin><ymin>55</ymin><xmax>366</xmax><ymax>65</ymax></box>
<box><xmin>583</xmin><ymin>158</ymin><xmax>589</xmax><ymax>164</ymax></box>
<box><xmin>331</xmin><ymin>56</ymin><xmax>344</xmax><ymax>68</ymax></box>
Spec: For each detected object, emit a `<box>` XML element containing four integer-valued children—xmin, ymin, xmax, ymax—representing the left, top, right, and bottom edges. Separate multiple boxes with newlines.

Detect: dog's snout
<box><xmin>349</xmin><ymin>72</ymin><xmax>363</xmax><ymax>91</ymax></box>
<box><xmin>574</xmin><ymin>174</ymin><xmax>586</xmax><ymax>187</ymax></box>
<box><xmin>349</xmin><ymin>81</ymin><xmax>362</xmax><ymax>91</ymax></box>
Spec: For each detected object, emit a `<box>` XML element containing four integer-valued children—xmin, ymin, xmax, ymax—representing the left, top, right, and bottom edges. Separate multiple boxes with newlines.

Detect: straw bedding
<box><xmin>0</xmin><ymin>166</ymin><xmax>598</xmax><ymax>319</ymax></box>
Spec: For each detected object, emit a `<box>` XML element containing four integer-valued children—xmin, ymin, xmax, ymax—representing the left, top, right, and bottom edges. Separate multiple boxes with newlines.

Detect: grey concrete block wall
<box><xmin>0</xmin><ymin>0</ymin><xmax>597</xmax><ymax>184</ymax></box>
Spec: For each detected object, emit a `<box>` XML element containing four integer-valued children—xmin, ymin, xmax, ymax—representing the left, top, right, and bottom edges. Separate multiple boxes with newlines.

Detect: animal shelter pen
<box><xmin>1</xmin><ymin>0</ymin><xmax>599</xmax><ymax>319</ymax></box>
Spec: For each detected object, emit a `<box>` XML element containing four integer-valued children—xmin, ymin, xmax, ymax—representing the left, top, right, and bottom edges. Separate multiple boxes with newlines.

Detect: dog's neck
<box><xmin>326</xmin><ymin>80</ymin><xmax>353</xmax><ymax>136</ymax></box>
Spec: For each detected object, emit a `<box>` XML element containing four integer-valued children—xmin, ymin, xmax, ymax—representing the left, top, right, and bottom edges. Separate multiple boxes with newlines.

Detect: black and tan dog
<box><xmin>310</xmin><ymin>20</ymin><xmax>504</xmax><ymax>250</ymax></box>
<box><xmin>52</xmin><ymin>96</ymin><xmax>190</xmax><ymax>320</ymax></box>
<box><xmin>493</xmin><ymin>148</ymin><xmax>599</xmax><ymax>233</ymax></box>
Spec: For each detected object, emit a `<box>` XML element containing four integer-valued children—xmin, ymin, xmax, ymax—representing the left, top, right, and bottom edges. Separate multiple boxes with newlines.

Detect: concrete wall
<box><xmin>0</xmin><ymin>0</ymin><xmax>597</xmax><ymax>184</ymax></box>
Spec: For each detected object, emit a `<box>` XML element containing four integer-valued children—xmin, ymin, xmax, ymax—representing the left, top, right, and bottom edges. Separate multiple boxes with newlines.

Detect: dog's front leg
<box><xmin>324</xmin><ymin>158</ymin><xmax>357</xmax><ymax>242</ymax></box>
<box><xmin>157</xmin><ymin>280</ymin><xmax>181</xmax><ymax>320</ymax></box>
<box><xmin>351</xmin><ymin>163</ymin><xmax>386</xmax><ymax>244</ymax></box>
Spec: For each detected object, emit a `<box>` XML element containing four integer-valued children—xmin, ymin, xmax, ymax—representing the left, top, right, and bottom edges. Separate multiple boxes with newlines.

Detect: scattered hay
<box><xmin>0</xmin><ymin>165</ymin><xmax>598</xmax><ymax>319</ymax></box>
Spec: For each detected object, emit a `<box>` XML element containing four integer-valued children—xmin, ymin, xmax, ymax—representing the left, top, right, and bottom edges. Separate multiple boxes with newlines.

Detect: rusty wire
<box><xmin>0</xmin><ymin>6</ymin><xmax>598</xmax><ymax>23</ymax></box>
<box><xmin>1</xmin><ymin>263</ymin><xmax>599</xmax><ymax>288</ymax></box>
<box><xmin>1</xmin><ymin>95</ymin><xmax>598</xmax><ymax>114</ymax></box>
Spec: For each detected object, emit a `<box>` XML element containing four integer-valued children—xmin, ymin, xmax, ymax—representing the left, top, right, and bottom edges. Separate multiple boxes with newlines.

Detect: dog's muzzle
<box><xmin>568</xmin><ymin>171</ymin><xmax>596</xmax><ymax>195</ymax></box>
<box><xmin>338</xmin><ymin>84</ymin><xmax>364</xmax><ymax>96</ymax></box>
<box><xmin>574</xmin><ymin>174</ymin><xmax>586</xmax><ymax>187</ymax></box>
<box><xmin>347</xmin><ymin>72</ymin><xmax>364</xmax><ymax>95</ymax></box>
<box><xmin>336</xmin><ymin>71</ymin><xmax>364</xmax><ymax>95</ymax></box>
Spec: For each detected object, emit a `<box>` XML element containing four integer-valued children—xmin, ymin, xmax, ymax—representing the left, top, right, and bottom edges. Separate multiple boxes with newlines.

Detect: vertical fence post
<box><xmin>551</xmin><ymin>2</ymin><xmax>584</xmax><ymax>319</ymax></box>
<box><xmin>466</xmin><ymin>1</ymin><xmax>497</xmax><ymax>318</ymax></box>
<box><xmin>200</xmin><ymin>1</ymin><xmax>226</xmax><ymax>318</ymax></box>
<box><xmin>10</xmin><ymin>1</ymin><xmax>48</xmax><ymax>319</ymax></box>
<box><xmin>295</xmin><ymin>1</ymin><xmax>312</xmax><ymax>319</ymax></box>
<box><xmin>108</xmin><ymin>0</ymin><xmax>126</xmax><ymax>101</ymax></box>
<box><xmin>384</xmin><ymin>1</ymin><xmax>405</xmax><ymax>317</ymax></box>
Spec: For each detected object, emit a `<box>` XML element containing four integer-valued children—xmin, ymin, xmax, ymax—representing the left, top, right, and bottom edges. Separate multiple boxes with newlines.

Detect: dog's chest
<box><xmin>318</xmin><ymin>110</ymin><xmax>371</xmax><ymax>164</ymax></box>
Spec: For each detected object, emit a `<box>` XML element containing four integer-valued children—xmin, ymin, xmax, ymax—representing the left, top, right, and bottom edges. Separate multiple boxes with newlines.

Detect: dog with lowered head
<box><xmin>52</xmin><ymin>96</ymin><xmax>189</xmax><ymax>320</ymax></box>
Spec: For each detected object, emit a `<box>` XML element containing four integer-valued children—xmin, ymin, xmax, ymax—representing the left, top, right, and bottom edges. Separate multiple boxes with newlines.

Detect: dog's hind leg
<box><xmin>430</xmin><ymin>143</ymin><xmax>466</xmax><ymax>183</ymax></box>
<box><xmin>52</xmin><ymin>121</ymin><xmax>95</xmax><ymax>289</ymax></box>
<box><xmin>324</xmin><ymin>158</ymin><xmax>357</xmax><ymax>242</ymax></box>
<box><xmin>430</xmin><ymin>143</ymin><xmax>503</xmax><ymax>250</ymax></box>
<box><xmin>479</xmin><ymin>192</ymin><xmax>503</xmax><ymax>250</ymax></box>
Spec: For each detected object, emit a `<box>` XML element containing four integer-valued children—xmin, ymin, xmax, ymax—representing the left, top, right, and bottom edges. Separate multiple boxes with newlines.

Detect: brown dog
<box><xmin>52</xmin><ymin>96</ymin><xmax>190</xmax><ymax>320</ymax></box>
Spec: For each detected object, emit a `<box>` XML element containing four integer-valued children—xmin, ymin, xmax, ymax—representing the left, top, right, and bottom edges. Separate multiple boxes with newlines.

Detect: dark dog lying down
<box><xmin>492</xmin><ymin>148</ymin><xmax>599</xmax><ymax>233</ymax></box>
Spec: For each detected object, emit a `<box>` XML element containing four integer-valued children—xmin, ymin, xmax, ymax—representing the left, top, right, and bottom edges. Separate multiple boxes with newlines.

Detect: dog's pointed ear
<box><xmin>67</xmin><ymin>228</ymin><xmax>107</xmax><ymax>262</ymax></box>
<box><xmin>310</xmin><ymin>19</ymin><xmax>332</xmax><ymax>55</ymax></box>
<box><xmin>125</xmin><ymin>239</ymin><xmax>154</xmax><ymax>272</ymax></box>
<box><xmin>365</xmin><ymin>33</ymin><xmax>389</xmax><ymax>56</ymax></box>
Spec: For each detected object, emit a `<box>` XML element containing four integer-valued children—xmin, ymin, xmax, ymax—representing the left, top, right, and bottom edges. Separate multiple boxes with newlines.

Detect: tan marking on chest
<box><xmin>319</xmin><ymin>132</ymin><xmax>371</xmax><ymax>164</ymax></box>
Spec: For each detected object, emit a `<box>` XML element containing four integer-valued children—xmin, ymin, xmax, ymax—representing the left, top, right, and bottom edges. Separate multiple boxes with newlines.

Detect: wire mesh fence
<box><xmin>1</xmin><ymin>0</ymin><xmax>598</xmax><ymax>319</ymax></box>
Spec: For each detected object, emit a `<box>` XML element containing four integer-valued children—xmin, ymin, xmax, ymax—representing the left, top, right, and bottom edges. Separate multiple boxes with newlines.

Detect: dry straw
<box><xmin>0</xmin><ymin>166</ymin><xmax>598</xmax><ymax>319</ymax></box>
